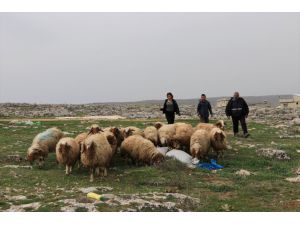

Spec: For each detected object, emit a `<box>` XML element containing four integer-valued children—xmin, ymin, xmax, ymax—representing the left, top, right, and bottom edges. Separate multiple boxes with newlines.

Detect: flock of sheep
<box><xmin>26</xmin><ymin>121</ymin><xmax>227</xmax><ymax>182</ymax></box>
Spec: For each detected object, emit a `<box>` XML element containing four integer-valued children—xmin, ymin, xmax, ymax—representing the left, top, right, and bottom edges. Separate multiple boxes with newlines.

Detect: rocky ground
<box><xmin>1</xmin><ymin>103</ymin><xmax>299</xmax><ymax>123</ymax></box>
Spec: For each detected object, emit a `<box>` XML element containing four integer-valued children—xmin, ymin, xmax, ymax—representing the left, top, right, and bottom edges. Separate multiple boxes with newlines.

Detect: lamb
<box><xmin>190</xmin><ymin>127</ymin><xmax>227</xmax><ymax>160</ymax></box>
<box><xmin>190</xmin><ymin>129</ymin><xmax>211</xmax><ymax>160</ymax></box>
<box><xmin>196</xmin><ymin>120</ymin><xmax>225</xmax><ymax>131</ymax></box>
<box><xmin>120</xmin><ymin>135</ymin><xmax>164</xmax><ymax>166</ymax></box>
<box><xmin>120</xmin><ymin>126</ymin><xmax>143</xmax><ymax>139</ymax></box>
<box><xmin>81</xmin><ymin>133</ymin><xmax>113</xmax><ymax>182</ymax></box>
<box><xmin>56</xmin><ymin>137</ymin><xmax>80</xmax><ymax>175</ymax></box>
<box><xmin>143</xmin><ymin>126</ymin><xmax>159</xmax><ymax>146</ymax></box>
<box><xmin>27</xmin><ymin>127</ymin><xmax>64</xmax><ymax>166</ymax></box>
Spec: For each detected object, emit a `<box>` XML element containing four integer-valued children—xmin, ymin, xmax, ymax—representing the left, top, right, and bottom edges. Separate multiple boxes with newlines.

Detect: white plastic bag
<box><xmin>166</xmin><ymin>149</ymin><xmax>196</xmax><ymax>168</ymax></box>
<box><xmin>156</xmin><ymin>147</ymin><xmax>170</xmax><ymax>156</ymax></box>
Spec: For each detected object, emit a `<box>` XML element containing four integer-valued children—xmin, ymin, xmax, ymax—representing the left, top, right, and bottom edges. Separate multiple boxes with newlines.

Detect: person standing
<box><xmin>226</xmin><ymin>91</ymin><xmax>250</xmax><ymax>138</ymax></box>
<box><xmin>161</xmin><ymin>92</ymin><xmax>180</xmax><ymax>124</ymax></box>
<box><xmin>197</xmin><ymin>94</ymin><xmax>213</xmax><ymax>123</ymax></box>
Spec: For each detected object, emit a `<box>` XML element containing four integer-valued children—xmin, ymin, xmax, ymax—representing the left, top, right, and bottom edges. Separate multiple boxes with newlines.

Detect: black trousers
<box><xmin>165</xmin><ymin>112</ymin><xmax>175</xmax><ymax>124</ymax></box>
<box><xmin>200</xmin><ymin>115</ymin><xmax>209</xmax><ymax>123</ymax></box>
<box><xmin>232</xmin><ymin>116</ymin><xmax>248</xmax><ymax>134</ymax></box>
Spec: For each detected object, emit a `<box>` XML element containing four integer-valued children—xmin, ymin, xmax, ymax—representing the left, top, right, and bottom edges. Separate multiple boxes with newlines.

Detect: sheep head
<box><xmin>106</xmin><ymin>133</ymin><xmax>117</xmax><ymax>146</ymax></box>
<box><xmin>190</xmin><ymin>143</ymin><xmax>202</xmax><ymax>159</ymax></box>
<box><xmin>27</xmin><ymin>145</ymin><xmax>44</xmax><ymax>164</ymax></box>
<box><xmin>88</xmin><ymin>124</ymin><xmax>103</xmax><ymax>135</ymax></box>
<box><xmin>151</xmin><ymin>152</ymin><xmax>165</xmax><ymax>166</ymax></box>
<box><xmin>215</xmin><ymin>120</ymin><xmax>225</xmax><ymax>131</ymax></box>
<box><xmin>154</xmin><ymin>122</ymin><xmax>163</xmax><ymax>130</ymax></box>
<box><xmin>81</xmin><ymin>140</ymin><xmax>95</xmax><ymax>160</ymax></box>
<box><xmin>210</xmin><ymin>128</ymin><xmax>227</xmax><ymax>150</ymax></box>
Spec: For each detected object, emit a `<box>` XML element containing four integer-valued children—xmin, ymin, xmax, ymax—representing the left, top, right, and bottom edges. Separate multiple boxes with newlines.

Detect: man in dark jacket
<box><xmin>226</xmin><ymin>92</ymin><xmax>250</xmax><ymax>138</ymax></box>
<box><xmin>197</xmin><ymin>94</ymin><xmax>213</xmax><ymax>123</ymax></box>
<box><xmin>160</xmin><ymin>92</ymin><xmax>180</xmax><ymax>124</ymax></box>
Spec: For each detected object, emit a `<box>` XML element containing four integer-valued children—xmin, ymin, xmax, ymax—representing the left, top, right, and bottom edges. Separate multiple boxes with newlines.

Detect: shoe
<box><xmin>244</xmin><ymin>133</ymin><xmax>250</xmax><ymax>138</ymax></box>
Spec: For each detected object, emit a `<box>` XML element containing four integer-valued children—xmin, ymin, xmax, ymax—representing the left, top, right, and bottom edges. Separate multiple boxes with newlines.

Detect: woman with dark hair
<box><xmin>160</xmin><ymin>92</ymin><xmax>180</xmax><ymax>124</ymax></box>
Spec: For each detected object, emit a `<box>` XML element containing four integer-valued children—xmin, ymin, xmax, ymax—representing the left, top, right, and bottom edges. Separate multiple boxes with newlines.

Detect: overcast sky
<box><xmin>0</xmin><ymin>13</ymin><xmax>299</xmax><ymax>103</ymax></box>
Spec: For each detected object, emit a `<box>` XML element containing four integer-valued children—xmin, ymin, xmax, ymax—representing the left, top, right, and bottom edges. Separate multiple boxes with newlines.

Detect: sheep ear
<box><xmin>106</xmin><ymin>135</ymin><xmax>116</xmax><ymax>145</ymax></box>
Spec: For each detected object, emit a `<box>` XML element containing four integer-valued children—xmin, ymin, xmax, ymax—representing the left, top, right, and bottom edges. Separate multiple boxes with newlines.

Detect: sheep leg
<box><xmin>103</xmin><ymin>167</ymin><xmax>107</xmax><ymax>177</ymax></box>
<box><xmin>65</xmin><ymin>165</ymin><xmax>69</xmax><ymax>175</ymax></box>
<box><xmin>69</xmin><ymin>165</ymin><xmax>73</xmax><ymax>173</ymax></box>
<box><xmin>38</xmin><ymin>157</ymin><xmax>44</xmax><ymax>168</ymax></box>
<box><xmin>95</xmin><ymin>167</ymin><xmax>100</xmax><ymax>176</ymax></box>
<box><xmin>89</xmin><ymin>168</ymin><xmax>94</xmax><ymax>182</ymax></box>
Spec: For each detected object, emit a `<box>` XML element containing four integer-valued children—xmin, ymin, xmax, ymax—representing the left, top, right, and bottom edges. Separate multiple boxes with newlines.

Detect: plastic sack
<box><xmin>156</xmin><ymin>147</ymin><xmax>170</xmax><ymax>156</ymax></box>
<box><xmin>166</xmin><ymin>149</ymin><xmax>196</xmax><ymax>168</ymax></box>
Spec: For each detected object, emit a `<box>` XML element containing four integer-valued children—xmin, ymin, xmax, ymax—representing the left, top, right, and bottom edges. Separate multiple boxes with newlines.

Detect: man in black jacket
<box><xmin>160</xmin><ymin>92</ymin><xmax>180</xmax><ymax>124</ymax></box>
<box><xmin>226</xmin><ymin>92</ymin><xmax>250</xmax><ymax>138</ymax></box>
<box><xmin>197</xmin><ymin>94</ymin><xmax>213</xmax><ymax>123</ymax></box>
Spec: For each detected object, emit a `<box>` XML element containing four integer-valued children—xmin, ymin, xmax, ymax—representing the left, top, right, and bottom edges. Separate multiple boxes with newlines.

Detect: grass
<box><xmin>0</xmin><ymin>118</ymin><xmax>299</xmax><ymax>211</ymax></box>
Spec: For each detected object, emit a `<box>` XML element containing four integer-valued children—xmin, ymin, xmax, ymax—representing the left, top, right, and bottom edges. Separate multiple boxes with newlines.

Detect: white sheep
<box><xmin>190</xmin><ymin>129</ymin><xmax>211</xmax><ymax>160</ymax></box>
<box><xmin>27</xmin><ymin>127</ymin><xmax>64</xmax><ymax>167</ymax></box>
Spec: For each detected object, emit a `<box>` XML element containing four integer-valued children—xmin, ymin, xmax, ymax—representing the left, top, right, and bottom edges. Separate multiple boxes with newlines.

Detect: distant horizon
<box><xmin>0</xmin><ymin>93</ymin><xmax>295</xmax><ymax>105</ymax></box>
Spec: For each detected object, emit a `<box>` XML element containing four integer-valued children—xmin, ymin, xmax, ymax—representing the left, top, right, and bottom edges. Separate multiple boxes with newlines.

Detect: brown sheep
<box><xmin>56</xmin><ymin>137</ymin><xmax>80</xmax><ymax>175</ymax></box>
<box><xmin>87</xmin><ymin>124</ymin><xmax>103</xmax><ymax>135</ymax></box>
<box><xmin>196</xmin><ymin>120</ymin><xmax>225</xmax><ymax>131</ymax></box>
<box><xmin>143</xmin><ymin>126</ymin><xmax>159</xmax><ymax>146</ymax></box>
<box><xmin>210</xmin><ymin>127</ymin><xmax>227</xmax><ymax>158</ymax></box>
<box><xmin>27</xmin><ymin>127</ymin><xmax>64</xmax><ymax>167</ymax></box>
<box><xmin>171</xmin><ymin>122</ymin><xmax>194</xmax><ymax>150</ymax></box>
<box><xmin>103</xmin><ymin>127</ymin><xmax>123</xmax><ymax>147</ymax></box>
<box><xmin>120</xmin><ymin>135</ymin><xmax>164</xmax><ymax>166</ymax></box>
<box><xmin>81</xmin><ymin>133</ymin><xmax>113</xmax><ymax>182</ymax></box>
<box><xmin>157</xmin><ymin>124</ymin><xmax>176</xmax><ymax>147</ymax></box>
<box><xmin>120</xmin><ymin>126</ymin><xmax>143</xmax><ymax>139</ymax></box>
<box><xmin>102</xmin><ymin>130</ymin><xmax>118</xmax><ymax>156</ymax></box>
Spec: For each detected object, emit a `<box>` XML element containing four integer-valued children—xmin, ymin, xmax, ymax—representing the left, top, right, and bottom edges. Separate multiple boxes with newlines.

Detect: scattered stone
<box><xmin>7</xmin><ymin>154</ymin><xmax>23</xmax><ymax>162</ymax></box>
<box><xmin>256</xmin><ymin>148</ymin><xmax>290</xmax><ymax>160</ymax></box>
<box><xmin>1</xmin><ymin>165</ymin><xmax>33</xmax><ymax>169</ymax></box>
<box><xmin>291</xmin><ymin>118</ymin><xmax>300</xmax><ymax>125</ymax></box>
<box><xmin>5</xmin><ymin>195</ymin><xmax>27</xmax><ymax>201</ymax></box>
<box><xmin>296</xmin><ymin>167</ymin><xmax>300</xmax><ymax>175</ymax></box>
<box><xmin>78</xmin><ymin>186</ymin><xmax>113</xmax><ymax>194</ymax></box>
<box><xmin>235</xmin><ymin>169</ymin><xmax>251</xmax><ymax>177</ymax></box>
<box><xmin>221</xmin><ymin>204</ymin><xmax>231</xmax><ymax>211</ymax></box>
<box><xmin>5</xmin><ymin>202</ymin><xmax>41</xmax><ymax>212</ymax></box>
<box><xmin>286</xmin><ymin>176</ymin><xmax>300</xmax><ymax>183</ymax></box>
<box><xmin>59</xmin><ymin>192</ymin><xmax>199</xmax><ymax>212</ymax></box>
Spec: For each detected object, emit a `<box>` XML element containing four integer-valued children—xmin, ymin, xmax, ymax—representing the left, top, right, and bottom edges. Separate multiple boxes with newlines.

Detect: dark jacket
<box><xmin>161</xmin><ymin>99</ymin><xmax>180</xmax><ymax>115</ymax></box>
<box><xmin>197</xmin><ymin>100</ymin><xmax>213</xmax><ymax>118</ymax></box>
<box><xmin>226</xmin><ymin>97</ymin><xmax>249</xmax><ymax>117</ymax></box>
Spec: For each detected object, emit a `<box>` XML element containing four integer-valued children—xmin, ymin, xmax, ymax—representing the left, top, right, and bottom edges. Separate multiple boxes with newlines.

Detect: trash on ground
<box><xmin>197</xmin><ymin>159</ymin><xmax>224</xmax><ymax>170</ymax></box>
